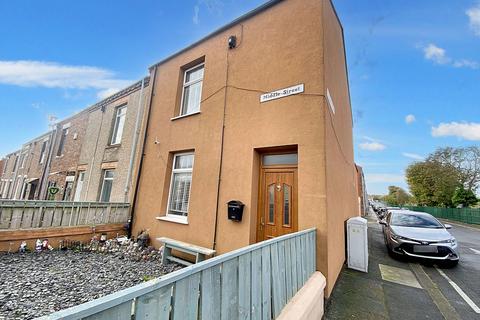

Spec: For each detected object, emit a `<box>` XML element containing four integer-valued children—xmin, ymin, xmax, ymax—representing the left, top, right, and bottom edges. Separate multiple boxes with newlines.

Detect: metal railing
<box><xmin>0</xmin><ymin>200</ymin><xmax>130</xmax><ymax>229</ymax></box>
<box><xmin>37</xmin><ymin>228</ymin><xmax>317</xmax><ymax>320</ymax></box>
<box><xmin>405</xmin><ymin>206</ymin><xmax>480</xmax><ymax>225</ymax></box>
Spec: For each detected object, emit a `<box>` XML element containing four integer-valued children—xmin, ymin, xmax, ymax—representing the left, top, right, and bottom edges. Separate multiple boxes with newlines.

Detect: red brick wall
<box><xmin>47</xmin><ymin>112</ymin><xmax>89</xmax><ymax>200</ymax></box>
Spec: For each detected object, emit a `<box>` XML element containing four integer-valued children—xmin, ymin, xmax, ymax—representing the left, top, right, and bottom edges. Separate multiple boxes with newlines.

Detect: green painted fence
<box><xmin>405</xmin><ymin>206</ymin><xmax>480</xmax><ymax>225</ymax></box>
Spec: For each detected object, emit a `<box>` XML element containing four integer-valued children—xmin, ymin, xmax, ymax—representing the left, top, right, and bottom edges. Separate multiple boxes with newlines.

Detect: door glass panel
<box><xmin>268</xmin><ymin>184</ymin><xmax>275</xmax><ymax>223</ymax></box>
<box><xmin>283</xmin><ymin>184</ymin><xmax>291</xmax><ymax>226</ymax></box>
<box><xmin>262</xmin><ymin>153</ymin><xmax>298</xmax><ymax>166</ymax></box>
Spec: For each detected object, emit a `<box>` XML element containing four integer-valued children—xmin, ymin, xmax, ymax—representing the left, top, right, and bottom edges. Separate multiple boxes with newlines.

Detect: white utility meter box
<box><xmin>347</xmin><ymin>216</ymin><xmax>368</xmax><ymax>272</ymax></box>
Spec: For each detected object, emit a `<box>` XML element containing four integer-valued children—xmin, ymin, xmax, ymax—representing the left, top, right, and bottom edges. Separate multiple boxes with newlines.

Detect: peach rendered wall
<box><xmin>132</xmin><ymin>0</ymin><xmax>328</xmax><ymax>268</ymax></box>
<box><xmin>323</xmin><ymin>0</ymin><xmax>358</xmax><ymax>296</ymax></box>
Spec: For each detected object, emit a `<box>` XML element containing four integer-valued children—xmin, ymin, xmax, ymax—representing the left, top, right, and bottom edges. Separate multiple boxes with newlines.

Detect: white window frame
<box><xmin>99</xmin><ymin>169</ymin><xmax>115</xmax><ymax>202</ymax></box>
<box><xmin>20</xmin><ymin>153</ymin><xmax>27</xmax><ymax>169</ymax></box>
<box><xmin>179</xmin><ymin>63</ymin><xmax>204</xmax><ymax>116</ymax></box>
<box><xmin>39</xmin><ymin>140</ymin><xmax>48</xmax><ymax>164</ymax></box>
<box><xmin>111</xmin><ymin>105</ymin><xmax>127</xmax><ymax>145</ymax></box>
<box><xmin>2</xmin><ymin>157</ymin><xmax>7</xmax><ymax>174</ymax></box>
<box><xmin>73</xmin><ymin>171</ymin><xmax>85</xmax><ymax>201</ymax></box>
<box><xmin>57</xmin><ymin>128</ymin><xmax>69</xmax><ymax>157</ymax></box>
<box><xmin>163</xmin><ymin>152</ymin><xmax>195</xmax><ymax>223</ymax></box>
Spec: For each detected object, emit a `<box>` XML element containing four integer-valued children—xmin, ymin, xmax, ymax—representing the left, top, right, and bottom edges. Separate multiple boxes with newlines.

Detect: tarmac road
<box><xmin>421</xmin><ymin>220</ymin><xmax>480</xmax><ymax>320</ymax></box>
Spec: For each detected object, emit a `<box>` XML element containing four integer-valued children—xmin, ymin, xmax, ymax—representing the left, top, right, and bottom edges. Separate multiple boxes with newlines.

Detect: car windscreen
<box><xmin>390</xmin><ymin>213</ymin><xmax>443</xmax><ymax>228</ymax></box>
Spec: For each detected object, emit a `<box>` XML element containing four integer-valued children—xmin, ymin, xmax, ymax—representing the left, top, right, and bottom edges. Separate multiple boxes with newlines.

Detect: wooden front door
<box><xmin>257</xmin><ymin>168</ymin><xmax>298</xmax><ymax>241</ymax></box>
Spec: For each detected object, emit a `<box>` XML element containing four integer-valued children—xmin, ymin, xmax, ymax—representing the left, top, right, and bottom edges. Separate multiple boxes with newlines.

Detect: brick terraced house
<box><xmin>0</xmin><ymin>78</ymin><xmax>150</xmax><ymax>203</ymax></box>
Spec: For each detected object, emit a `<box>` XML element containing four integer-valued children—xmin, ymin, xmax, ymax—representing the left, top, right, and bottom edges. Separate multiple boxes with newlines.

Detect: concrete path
<box><xmin>325</xmin><ymin>211</ymin><xmax>480</xmax><ymax>320</ymax></box>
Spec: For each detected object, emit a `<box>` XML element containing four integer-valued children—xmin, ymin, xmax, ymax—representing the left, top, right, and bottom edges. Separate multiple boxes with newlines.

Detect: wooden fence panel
<box><xmin>84</xmin><ymin>301</ymin><xmax>132</xmax><ymax>320</ymax></box>
<box><xmin>238</xmin><ymin>253</ymin><xmax>251</xmax><ymax>320</ymax></box>
<box><xmin>173</xmin><ymin>273</ymin><xmax>201</xmax><ymax>320</ymax></box>
<box><xmin>250</xmin><ymin>249</ymin><xmax>262</xmax><ymax>320</ymax></box>
<box><xmin>135</xmin><ymin>284</ymin><xmax>173</xmax><ymax>319</ymax></box>
<box><xmin>200</xmin><ymin>265</ymin><xmax>221</xmax><ymax>320</ymax></box>
<box><xmin>0</xmin><ymin>201</ymin><xmax>130</xmax><ymax>230</ymax></box>
<box><xmin>221</xmin><ymin>258</ymin><xmax>239</xmax><ymax>320</ymax></box>
<box><xmin>261</xmin><ymin>246</ymin><xmax>272</xmax><ymax>320</ymax></box>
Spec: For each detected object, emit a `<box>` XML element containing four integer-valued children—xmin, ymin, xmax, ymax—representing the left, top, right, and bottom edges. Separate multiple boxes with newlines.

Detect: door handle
<box><xmin>260</xmin><ymin>216</ymin><xmax>265</xmax><ymax>230</ymax></box>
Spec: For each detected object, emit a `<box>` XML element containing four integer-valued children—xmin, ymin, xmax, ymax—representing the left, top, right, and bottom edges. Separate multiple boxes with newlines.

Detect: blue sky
<box><xmin>0</xmin><ymin>1</ymin><xmax>479</xmax><ymax>195</ymax></box>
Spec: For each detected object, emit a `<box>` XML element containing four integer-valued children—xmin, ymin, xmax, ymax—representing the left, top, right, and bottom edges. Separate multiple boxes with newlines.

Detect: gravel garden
<box><xmin>0</xmin><ymin>238</ymin><xmax>182</xmax><ymax>320</ymax></box>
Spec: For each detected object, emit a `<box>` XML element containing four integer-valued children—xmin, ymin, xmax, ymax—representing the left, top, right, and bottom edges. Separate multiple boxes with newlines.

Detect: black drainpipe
<box><xmin>128</xmin><ymin>68</ymin><xmax>157</xmax><ymax>238</ymax></box>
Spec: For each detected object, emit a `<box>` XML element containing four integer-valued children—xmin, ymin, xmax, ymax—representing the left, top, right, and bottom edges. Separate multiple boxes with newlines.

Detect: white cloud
<box><xmin>467</xmin><ymin>4</ymin><xmax>480</xmax><ymax>36</ymax></box>
<box><xmin>431</xmin><ymin>122</ymin><xmax>480</xmax><ymax>141</ymax></box>
<box><xmin>402</xmin><ymin>152</ymin><xmax>424</xmax><ymax>160</ymax></box>
<box><xmin>452</xmin><ymin>59</ymin><xmax>479</xmax><ymax>69</ymax></box>
<box><xmin>0</xmin><ymin>60</ymin><xmax>131</xmax><ymax>95</ymax></box>
<box><xmin>421</xmin><ymin>44</ymin><xmax>478</xmax><ymax>69</ymax></box>
<box><xmin>405</xmin><ymin>114</ymin><xmax>416</xmax><ymax>124</ymax></box>
<box><xmin>97</xmin><ymin>88</ymin><xmax>121</xmax><ymax>100</ymax></box>
<box><xmin>359</xmin><ymin>142</ymin><xmax>386</xmax><ymax>151</ymax></box>
<box><xmin>423</xmin><ymin>43</ymin><xmax>450</xmax><ymax>64</ymax></box>
<box><xmin>366</xmin><ymin>173</ymin><xmax>405</xmax><ymax>183</ymax></box>
<box><xmin>193</xmin><ymin>0</ymin><xmax>224</xmax><ymax>25</ymax></box>
<box><xmin>193</xmin><ymin>5</ymin><xmax>200</xmax><ymax>24</ymax></box>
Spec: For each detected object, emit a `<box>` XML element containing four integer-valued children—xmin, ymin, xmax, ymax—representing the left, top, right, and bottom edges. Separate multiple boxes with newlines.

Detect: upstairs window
<box><xmin>12</xmin><ymin>155</ymin><xmax>18</xmax><ymax>172</ymax></box>
<box><xmin>57</xmin><ymin>128</ymin><xmax>68</xmax><ymax>156</ymax></box>
<box><xmin>180</xmin><ymin>64</ymin><xmax>204</xmax><ymax>116</ymax></box>
<box><xmin>111</xmin><ymin>105</ymin><xmax>127</xmax><ymax>145</ymax></box>
<box><xmin>39</xmin><ymin>141</ymin><xmax>47</xmax><ymax>164</ymax></box>
<box><xmin>20</xmin><ymin>153</ymin><xmax>27</xmax><ymax>169</ymax></box>
<box><xmin>167</xmin><ymin>153</ymin><xmax>194</xmax><ymax>217</ymax></box>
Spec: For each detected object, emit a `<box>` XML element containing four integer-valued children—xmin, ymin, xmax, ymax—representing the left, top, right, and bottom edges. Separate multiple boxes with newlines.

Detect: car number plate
<box><xmin>413</xmin><ymin>245</ymin><xmax>438</xmax><ymax>253</ymax></box>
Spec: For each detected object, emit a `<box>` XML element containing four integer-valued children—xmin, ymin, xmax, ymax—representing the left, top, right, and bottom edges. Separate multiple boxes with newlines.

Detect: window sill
<box><xmin>171</xmin><ymin>111</ymin><xmax>201</xmax><ymax>121</ymax></box>
<box><xmin>106</xmin><ymin>144</ymin><xmax>121</xmax><ymax>149</ymax></box>
<box><xmin>156</xmin><ymin>215</ymin><xmax>189</xmax><ymax>225</ymax></box>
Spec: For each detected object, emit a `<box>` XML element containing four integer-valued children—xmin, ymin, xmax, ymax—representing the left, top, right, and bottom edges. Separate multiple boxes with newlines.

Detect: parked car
<box><xmin>379</xmin><ymin>210</ymin><xmax>459</xmax><ymax>266</ymax></box>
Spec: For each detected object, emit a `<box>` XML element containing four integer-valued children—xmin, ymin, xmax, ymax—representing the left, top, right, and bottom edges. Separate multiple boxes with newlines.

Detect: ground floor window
<box><xmin>167</xmin><ymin>153</ymin><xmax>194</xmax><ymax>217</ymax></box>
<box><xmin>73</xmin><ymin>171</ymin><xmax>85</xmax><ymax>201</ymax></box>
<box><xmin>63</xmin><ymin>181</ymin><xmax>74</xmax><ymax>201</ymax></box>
<box><xmin>99</xmin><ymin>170</ymin><xmax>114</xmax><ymax>202</ymax></box>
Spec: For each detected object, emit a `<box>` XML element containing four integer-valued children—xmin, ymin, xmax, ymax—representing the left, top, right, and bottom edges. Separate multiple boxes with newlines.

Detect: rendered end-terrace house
<box><xmin>131</xmin><ymin>0</ymin><xmax>358</xmax><ymax>295</ymax></box>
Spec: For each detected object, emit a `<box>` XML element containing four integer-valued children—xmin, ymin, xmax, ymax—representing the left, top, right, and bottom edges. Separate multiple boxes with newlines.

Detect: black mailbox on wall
<box><xmin>227</xmin><ymin>200</ymin><xmax>244</xmax><ymax>222</ymax></box>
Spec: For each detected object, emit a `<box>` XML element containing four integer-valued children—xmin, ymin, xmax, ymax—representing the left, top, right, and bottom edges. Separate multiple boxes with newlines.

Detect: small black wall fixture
<box><xmin>227</xmin><ymin>200</ymin><xmax>244</xmax><ymax>222</ymax></box>
<box><xmin>228</xmin><ymin>35</ymin><xmax>237</xmax><ymax>49</ymax></box>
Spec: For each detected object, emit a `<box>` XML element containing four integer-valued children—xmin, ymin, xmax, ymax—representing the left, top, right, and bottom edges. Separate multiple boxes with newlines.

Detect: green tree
<box><xmin>406</xmin><ymin>160</ymin><xmax>461</xmax><ymax>207</ymax></box>
<box><xmin>428</xmin><ymin>146</ymin><xmax>480</xmax><ymax>191</ymax></box>
<box><xmin>452</xmin><ymin>186</ymin><xmax>478</xmax><ymax>208</ymax></box>
<box><xmin>383</xmin><ymin>186</ymin><xmax>411</xmax><ymax>206</ymax></box>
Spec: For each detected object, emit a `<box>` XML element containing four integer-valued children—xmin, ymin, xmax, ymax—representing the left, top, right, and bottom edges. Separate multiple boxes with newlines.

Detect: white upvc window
<box><xmin>57</xmin><ymin>128</ymin><xmax>68</xmax><ymax>156</ymax></box>
<box><xmin>166</xmin><ymin>153</ymin><xmax>194</xmax><ymax>219</ymax></box>
<box><xmin>39</xmin><ymin>140</ymin><xmax>47</xmax><ymax>164</ymax></box>
<box><xmin>20</xmin><ymin>153</ymin><xmax>27</xmax><ymax>169</ymax></box>
<box><xmin>73</xmin><ymin>171</ymin><xmax>85</xmax><ymax>201</ymax></box>
<box><xmin>99</xmin><ymin>170</ymin><xmax>115</xmax><ymax>202</ymax></box>
<box><xmin>111</xmin><ymin>105</ymin><xmax>127</xmax><ymax>145</ymax></box>
<box><xmin>180</xmin><ymin>64</ymin><xmax>204</xmax><ymax>116</ymax></box>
